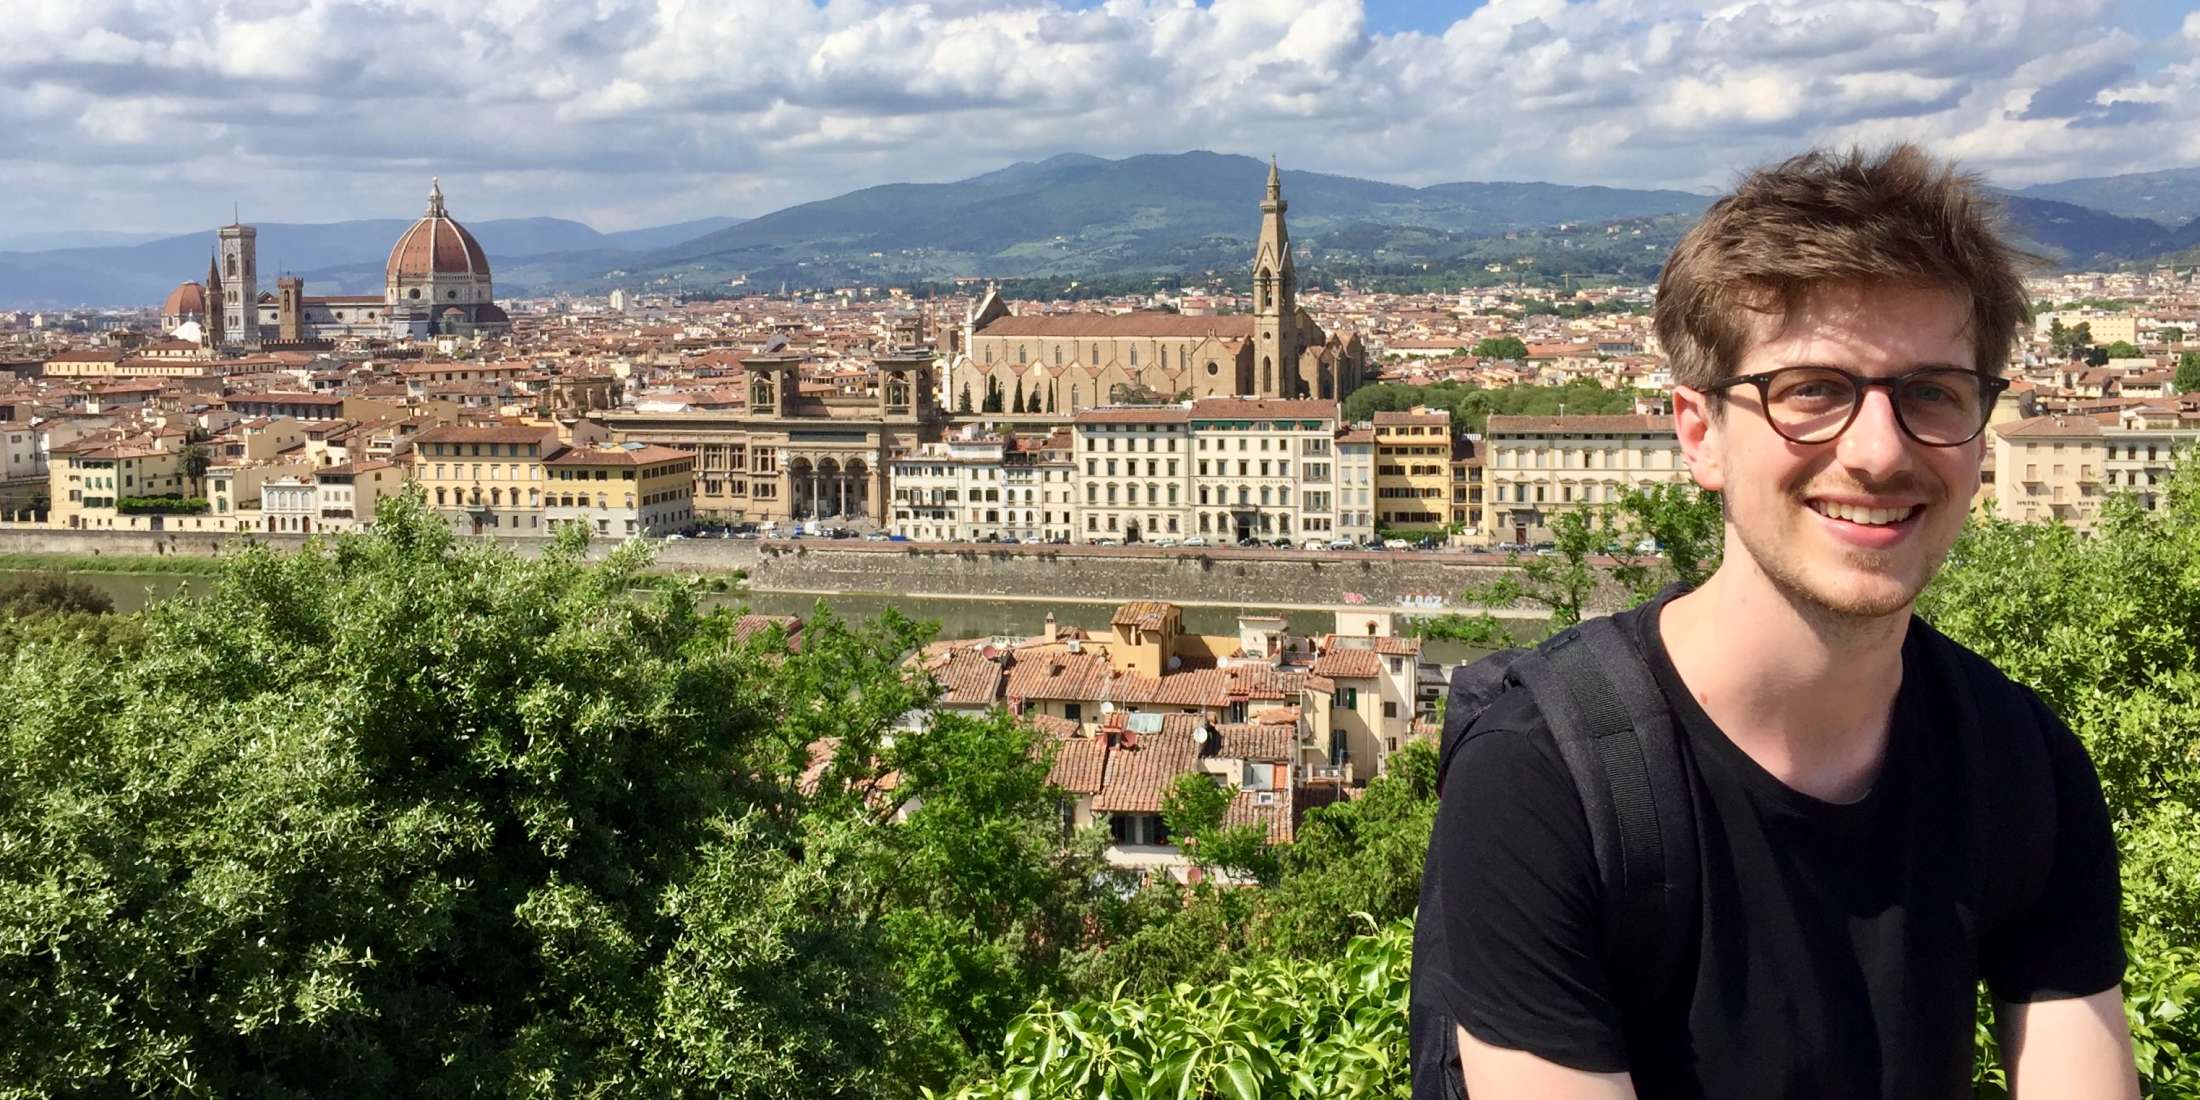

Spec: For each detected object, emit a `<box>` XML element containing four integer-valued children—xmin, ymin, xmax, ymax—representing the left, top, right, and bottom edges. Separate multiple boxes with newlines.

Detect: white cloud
<box><xmin>0</xmin><ymin>0</ymin><xmax>2196</xmax><ymax>235</ymax></box>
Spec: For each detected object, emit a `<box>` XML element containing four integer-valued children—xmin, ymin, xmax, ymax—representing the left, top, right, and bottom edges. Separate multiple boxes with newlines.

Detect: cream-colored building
<box><xmin>544</xmin><ymin>443</ymin><xmax>696</xmax><ymax>538</ymax></box>
<box><xmin>1301</xmin><ymin>634</ymin><xmax>1425</xmax><ymax>785</ymax></box>
<box><xmin>890</xmin><ymin>436</ymin><xmax>1011</xmax><ymax>542</ymax></box>
<box><xmin>1335</xmin><ymin>426</ymin><xmax>1376</xmax><ymax>544</ymax></box>
<box><xmin>1003</xmin><ymin>432</ymin><xmax>1075</xmax><ymax>544</ymax></box>
<box><xmin>413</xmin><ymin>423</ymin><xmax>560</xmax><ymax>535</ymax></box>
<box><xmin>1993</xmin><ymin>404</ymin><xmax>2199</xmax><ymax>528</ymax></box>
<box><xmin>313</xmin><ymin>460</ymin><xmax>404</xmax><ymax>532</ymax></box>
<box><xmin>1071</xmin><ymin>405</ymin><xmax>1191</xmax><ymax>543</ymax></box>
<box><xmin>1480</xmin><ymin>414</ymin><xmax>1687</xmax><ymax>545</ymax></box>
<box><xmin>1187</xmin><ymin>397</ymin><xmax>1339</xmax><ymax>544</ymax></box>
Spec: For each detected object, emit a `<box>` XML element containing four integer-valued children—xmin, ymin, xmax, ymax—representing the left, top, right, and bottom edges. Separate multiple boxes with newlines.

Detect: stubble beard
<box><xmin>1730</xmin><ymin>494</ymin><xmax>1948</xmax><ymax>639</ymax></box>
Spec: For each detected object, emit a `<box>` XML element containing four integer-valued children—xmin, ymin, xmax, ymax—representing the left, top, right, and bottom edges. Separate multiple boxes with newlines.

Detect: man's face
<box><xmin>1675</xmin><ymin>283</ymin><xmax>1984</xmax><ymax>621</ymax></box>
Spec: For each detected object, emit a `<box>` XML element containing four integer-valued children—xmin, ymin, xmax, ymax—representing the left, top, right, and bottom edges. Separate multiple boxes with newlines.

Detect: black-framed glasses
<box><xmin>1704</xmin><ymin>366</ymin><xmax>2010</xmax><ymax>447</ymax></box>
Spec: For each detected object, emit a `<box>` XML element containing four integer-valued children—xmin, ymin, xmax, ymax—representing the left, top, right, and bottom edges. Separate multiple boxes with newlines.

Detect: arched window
<box><xmin>1262</xmin><ymin>357</ymin><xmax>1272</xmax><ymax>393</ymax></box>
<box><xmin>1054</xmin><ymin>346</ymin><xmax>1062</xmax><ymax>366</ymax></box>
<box><xmin>1018</xmin><ymin>344</ymin><xmax>1027</xmax><ymax>364</ymax></box>
<box><xmin>1129</xmin><ymin>345</ymin><xmax>1138</xmax><ymax>368</ymax></box>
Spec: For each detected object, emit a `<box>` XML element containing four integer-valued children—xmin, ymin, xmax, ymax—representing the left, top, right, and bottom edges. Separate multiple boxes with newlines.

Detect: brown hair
<box><xmin>1652</xmin><ymin>143</ymin><xmax>2034</xmax><ymax>394</ymax></box>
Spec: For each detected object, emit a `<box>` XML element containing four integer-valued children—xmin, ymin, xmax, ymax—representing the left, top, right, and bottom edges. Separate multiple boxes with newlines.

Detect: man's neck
<box><xmin>1659</xmin><ymin>563</ymin><xmax>1909</xmax><ymax>804</ymax></box>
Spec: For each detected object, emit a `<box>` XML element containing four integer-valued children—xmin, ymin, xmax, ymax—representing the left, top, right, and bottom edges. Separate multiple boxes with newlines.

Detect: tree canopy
<box><xmin>0</xmin><ymin>489</ymin><xmax>1118</xmax><ymax>1097</ymax></box>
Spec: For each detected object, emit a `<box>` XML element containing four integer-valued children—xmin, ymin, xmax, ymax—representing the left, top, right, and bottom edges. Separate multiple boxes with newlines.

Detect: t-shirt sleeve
<box><xmin>1981</xmin><ymin>692</ymin><xmax>2126</xmax><ymax>1003</ymax></box>
<box><xmin>1423</xmin><ymin>709</ymin><xmax>1628</xmax><ymax>1072</ymax></box>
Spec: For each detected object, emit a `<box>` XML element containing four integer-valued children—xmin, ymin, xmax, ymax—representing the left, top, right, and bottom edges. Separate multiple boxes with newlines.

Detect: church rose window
<box><xmin>408</xmin><ymin>289</ymin><xmax>421</xmax><ymax>299</ymax></box>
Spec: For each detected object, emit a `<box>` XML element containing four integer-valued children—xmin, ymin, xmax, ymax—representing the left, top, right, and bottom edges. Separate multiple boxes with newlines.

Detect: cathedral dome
<box><xmin>162</xmin><ymin>280</ymin><xmax>207</xmax><ymax>317</ymax></box>
<box><xmin>386</xmin><ymin>178</ymin><xmax>490</xmax><ymax>282</ymax></box>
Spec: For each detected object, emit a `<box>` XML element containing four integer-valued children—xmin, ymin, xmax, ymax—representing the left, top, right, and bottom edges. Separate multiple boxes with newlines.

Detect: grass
<box><xmin>0</xmin><ymin>552</ymin><xmax>228</xmax><ymax>575</ymax></box>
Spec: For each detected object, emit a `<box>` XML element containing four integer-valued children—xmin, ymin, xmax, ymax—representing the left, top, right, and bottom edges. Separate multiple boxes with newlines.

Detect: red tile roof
<box><xmin>977</xmin><ymin>313</ymin><xmax>1255</xmax><ymax>339</ymax></box>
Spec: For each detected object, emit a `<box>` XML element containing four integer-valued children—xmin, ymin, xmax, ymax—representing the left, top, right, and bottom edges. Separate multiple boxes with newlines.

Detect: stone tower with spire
<box><xmin>202</xmin><ymin>249</ymin><xmax>226</xmax><ymax>350</ymax></box>
<box><xmin>216</xmin><ymin>214</ymin><xmax>260</xmax><ymax>348</ymax></box>
<box><xmin>1251</xmin><ymin>156</ymin><xmax>1299</xmax><ymax>397</ymax></box>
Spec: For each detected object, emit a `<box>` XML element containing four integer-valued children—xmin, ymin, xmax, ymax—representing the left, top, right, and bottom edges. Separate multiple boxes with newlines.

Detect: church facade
<box><xmin>951</xmin><ymin>160</ymin><xmax>1365</xmax><ymax>415</ymax></box>
<box><xmin>159</xmin><ymin>179</ymin><xmax>509</xmax><ymax>350</ymax></box>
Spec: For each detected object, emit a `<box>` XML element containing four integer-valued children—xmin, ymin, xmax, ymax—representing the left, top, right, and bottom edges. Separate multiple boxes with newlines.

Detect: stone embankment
<box><xmin>0</xmin><ymin>529</ymin><xmax>1579</xmax><ymax>615</ymax></box>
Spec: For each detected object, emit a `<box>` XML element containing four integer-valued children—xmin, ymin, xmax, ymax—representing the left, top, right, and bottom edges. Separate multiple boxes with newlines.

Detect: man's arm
<box><xmin>1457</xmin><ymin>1024</ymin><xmax>1638</xmax><ymax>1099</ymax></box>
<box><xmin>1998</xmin><ymin>987</ymin><xmax>2139</xmax><ymax>1100</ymax></box>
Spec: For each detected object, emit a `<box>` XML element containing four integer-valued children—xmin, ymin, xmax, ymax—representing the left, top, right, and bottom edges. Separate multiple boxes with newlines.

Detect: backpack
<box><xmin>1405</xmin><ymin>606</ymin><xmax>2056</xmax><ymax>1098</ymax></box>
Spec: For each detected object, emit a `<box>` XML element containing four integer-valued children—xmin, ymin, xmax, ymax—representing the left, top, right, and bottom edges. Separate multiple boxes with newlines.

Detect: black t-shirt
<box><xmin>1419</xmin><ymin>589</ymin><xmax>2124</xmax><ymax>1098</ymax></box>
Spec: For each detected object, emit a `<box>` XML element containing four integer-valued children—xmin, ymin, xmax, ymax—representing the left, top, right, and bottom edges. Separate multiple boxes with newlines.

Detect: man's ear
<box><xmin>1673</xmin><ymin>384</ymin><xmax>1726</xmax><ymax>492</ymax></box>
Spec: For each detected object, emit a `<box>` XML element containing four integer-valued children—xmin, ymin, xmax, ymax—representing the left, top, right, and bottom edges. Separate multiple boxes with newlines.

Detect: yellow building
<box><xmin>544</xmin><ymin>444</ymin><xmax>696</xmax><ymax>537</ymax></box>
<box><xmin>412</xmin><ymin>423</ymin><xmax>560</xmax><ymax>535</ymax></box>
<box><xmin>48</xmin><ymin>441</ymin><xmax>187</xmax><ymax>530</ymax></box>
<box><xmin>1372</xmin><ymin>408</ymin><xmax>1452</xmax><ymax>531</ymax></box>
<box><xmin>1480</xmin><ymin>414</ymin><xmax>1686</xmax><ymax>545</ymax></box>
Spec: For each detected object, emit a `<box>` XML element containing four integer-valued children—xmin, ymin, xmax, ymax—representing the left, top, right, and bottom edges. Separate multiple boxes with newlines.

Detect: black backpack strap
<box><xmin>1512</xmin><ymin>616</ymin><xmax>1699</xmax><ymax>1010</ymax></box>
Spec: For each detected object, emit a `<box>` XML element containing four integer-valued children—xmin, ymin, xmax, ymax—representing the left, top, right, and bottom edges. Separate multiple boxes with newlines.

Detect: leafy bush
<box><xmin>116</xmin><ymin>494</ymin><xmax>209</xmax><ymax>514</ymax></box>
<box><xmin>944</xmin><ymin>919</ymin><xmax>1413</xmax><ymax>1100</ymax></box>
<box><xmin>0</xmin><ymin>571</ymin><xmax>113</xmax><ymax>615</ymax></box>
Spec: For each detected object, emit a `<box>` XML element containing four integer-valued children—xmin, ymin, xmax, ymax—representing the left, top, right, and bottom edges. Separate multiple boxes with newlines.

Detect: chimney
<box><xmin>1043</xmin><ymin>612</ymin><xmax>1058</xmax><ymax>643</ymax></box>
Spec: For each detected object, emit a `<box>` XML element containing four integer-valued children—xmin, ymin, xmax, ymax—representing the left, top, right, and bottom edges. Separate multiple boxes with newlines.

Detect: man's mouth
<box><xmin>1807</xmin><ymin>500</ymin><xmax>1922</xmax><ymax>527</ymax></box>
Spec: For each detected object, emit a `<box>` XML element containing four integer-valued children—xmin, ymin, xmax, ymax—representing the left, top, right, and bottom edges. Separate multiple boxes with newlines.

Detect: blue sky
<box><xmin>2</xmin><ymin>0</ymin><xmax>2197</xmax><ymax>237</ymax></box>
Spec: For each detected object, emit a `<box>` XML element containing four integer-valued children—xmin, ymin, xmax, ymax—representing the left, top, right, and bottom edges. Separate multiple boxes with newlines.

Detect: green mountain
<box><xmin>634</xmin><ymin>151</ymin><xmax>1713</xmax><ymax>289</ymax></box>
<box><xmin>628</xmin><ymin>152</ymin><xmax>2200</xmax><ymax>295</ymax></box>
<box><xmin>2015</xmin><ymin>166</ymin><xmax>2200</xmax><ymax>227</ymax></box>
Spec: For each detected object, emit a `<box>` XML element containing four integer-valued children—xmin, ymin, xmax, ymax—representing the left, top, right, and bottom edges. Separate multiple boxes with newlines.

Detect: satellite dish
<box><xmin>1192</xmin><ymin>725</ymin><xmax>1210</xmax><ymax>745</ymax></box>
<box><xmin>1100</xmin><ymin>701</ymin><xmax>1115</xmax><ymax>714</ymax></box>
<box><xmin>1166</xmin><ymin>655</ymin><xmax>1182</xmax><ymax>670</ymax></box>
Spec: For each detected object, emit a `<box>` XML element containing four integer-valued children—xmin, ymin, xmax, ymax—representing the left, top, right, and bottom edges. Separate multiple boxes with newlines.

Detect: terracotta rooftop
<box><xmin>977</xmin><ymin>313</ymin><xmax>1256</xmax><ymax>339</ymax></box>
<box><xmin>1483</xmin><ymin>414</ymin><xmax>1671</xmax><ymax>434</ymax></box>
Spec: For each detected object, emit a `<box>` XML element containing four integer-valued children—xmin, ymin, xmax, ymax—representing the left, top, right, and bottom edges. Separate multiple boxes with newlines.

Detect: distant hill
<box><xmin>2015</xmin><ymin>166</ymin><xmax>2200</xmax><ymax>228</ymax></box>
<box><xmin>17</xmin><ymin>152</ymin><xmax>2200</xmax><ymax>309</ymax></box>
<box><xmin>0</xmin><ymin>215</ymin><xmax>748</xmax><ymax>308</ymax></box>
<box><xmin>636</xmin><ymin>151</ymin><xmax>1714</xmax><ymax>287</ymax></box>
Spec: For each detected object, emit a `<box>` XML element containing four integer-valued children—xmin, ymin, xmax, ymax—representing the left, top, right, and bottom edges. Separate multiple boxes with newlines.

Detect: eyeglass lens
<box><xmin>1764</xmin><ymin>368</ymin><xmax>1987</xmax><ymax>444</ymax></box>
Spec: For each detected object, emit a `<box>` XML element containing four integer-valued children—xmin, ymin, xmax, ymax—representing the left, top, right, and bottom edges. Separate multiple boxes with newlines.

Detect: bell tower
<box><xmin>218</xmin><ymin>217</ymin><xmax>260</xmax><ymax>348</ymax></box>
<box><xmin>745</xmin><ymin>351</ymin><xmax>801</xmax><ymax>418</ymax></box>
<box><xmin>875</xmin><ymin>348</ymin><xmax>935</xmax><ymax>422</ymax></box>
<box><xmin>1250</xmin><ymin>157</ymin><xmax>1298</xmax><ymax>397</ymax></box>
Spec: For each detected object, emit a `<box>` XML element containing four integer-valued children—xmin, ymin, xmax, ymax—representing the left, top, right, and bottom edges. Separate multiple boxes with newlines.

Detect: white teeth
<box><xmin>1811</xmin><ymin>501</ymin><xmax>1916</xmax><ymax>526</ymax></box>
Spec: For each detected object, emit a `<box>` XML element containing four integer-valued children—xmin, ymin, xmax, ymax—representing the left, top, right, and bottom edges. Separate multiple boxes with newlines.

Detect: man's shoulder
<box><xmin>1445</xmin><ymin>684</ymin><xmax>1575</xmax><ymax>801</ymax></box>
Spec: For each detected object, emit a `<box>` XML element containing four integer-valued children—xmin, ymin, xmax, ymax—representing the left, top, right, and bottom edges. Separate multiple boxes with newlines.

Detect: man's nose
<box><xmin>1835</xmin><ymin>387</ymin><xmax>1910</xmax><ymax>479</ymax></box>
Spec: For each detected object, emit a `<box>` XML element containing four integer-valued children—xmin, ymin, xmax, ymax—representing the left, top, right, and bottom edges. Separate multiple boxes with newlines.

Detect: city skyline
<box><xmin>4</xmin><ymin>0</ymin><xmax>2198</xmax><ymax>237</ymax></box>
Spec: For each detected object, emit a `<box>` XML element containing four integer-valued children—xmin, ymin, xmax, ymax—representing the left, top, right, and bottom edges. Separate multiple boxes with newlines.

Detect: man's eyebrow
<box><xmin>1781</xmin><ymin>360</ymin><xmax>1975</xmax><ymax>372</ymax></box>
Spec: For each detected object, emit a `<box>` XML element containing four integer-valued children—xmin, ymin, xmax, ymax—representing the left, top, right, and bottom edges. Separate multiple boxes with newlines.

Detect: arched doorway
<box><xmin>842</xmin><ymin>458</ymin><xmax>870</xmax><ymax>524</ymax></box>
<box><xmin>788</xmin><ymin>458</ymin><xmax>815</xmax><ymax>519</ymax></box>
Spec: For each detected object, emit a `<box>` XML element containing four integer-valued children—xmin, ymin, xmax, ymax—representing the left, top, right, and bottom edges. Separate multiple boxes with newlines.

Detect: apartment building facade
<box><xmin>1071</xmin><ymin>406</ymin><xmax>1192</xmax><ymax>543</ymax></box>
<box><xmin>1479</xmin><ymin>414</ymin><xmax>1687</xmax><ymax>544</ymax></box>
<box><xmin>1187</xmin><ymin>398</ymin><xmax>1338</xmax><ymax>544</ymax></box>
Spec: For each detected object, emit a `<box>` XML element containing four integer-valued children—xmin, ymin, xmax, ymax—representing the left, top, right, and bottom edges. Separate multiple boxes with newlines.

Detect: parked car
<box><xmin>1150</xmin><ymin>536</ymin><xmax>1179</xmax><ymax>547</ymax></box>
<box><xmin>1302</xmin><ymin>538</ymin><xmax>1329</xmax><ymax>551</ymax></box>
<box><xmin>863</xmin><ymin>532</ymin><xmax>892</xmax><ymax>542</ymax></box>
<box><xmin>1181</xmin><ymin>536</ymin><xmax>1210</xmax><ymax>547</ymax></box>
<box><xmin>1382</xmin><ymin>538</ymin><xmax>1411</xmax><ymax>550</ymax></box>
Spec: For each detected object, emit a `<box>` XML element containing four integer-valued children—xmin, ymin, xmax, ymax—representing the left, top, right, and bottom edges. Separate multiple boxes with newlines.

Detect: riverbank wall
<box><xmin>0</xmin><ymin>529</ymin><xmax>1537</xmax><ymax>612</ymax></box>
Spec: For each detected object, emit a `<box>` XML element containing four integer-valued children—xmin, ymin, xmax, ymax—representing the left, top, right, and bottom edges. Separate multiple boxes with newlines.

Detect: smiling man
<box><xmin>1412</xmin><ymin>146</ymin><xmax>2137</xmax><ymax>1098</ymax></box>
